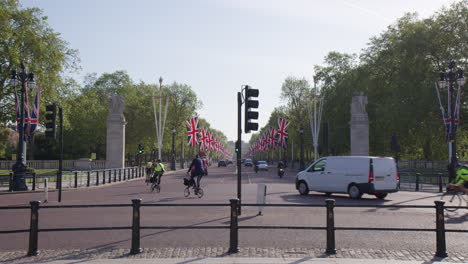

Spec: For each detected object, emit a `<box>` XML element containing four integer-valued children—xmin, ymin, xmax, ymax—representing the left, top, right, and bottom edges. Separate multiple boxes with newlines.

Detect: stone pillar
<box><xmin>106</xmin><ymin>95</ymin><xmax>126</xmax><ymax>168</ymax></box>
<box><xmin>350</xmin><ymin>93</ymin><xmax>369</xmax><ymax>156</ymax></box>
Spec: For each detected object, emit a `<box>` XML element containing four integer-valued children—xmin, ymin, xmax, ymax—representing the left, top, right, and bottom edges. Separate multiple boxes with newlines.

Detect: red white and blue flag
<box><xmin>28</xmin><ymin>83</ymin><xmax>41</xmax><ymax>135</ymax></box>
<box><xmin>199</xmin><ymin>127</ymin><xmax>209</xmax><ymax>151</ymax></box>
<box><xmin>277</xmin><ymin>116</ymin><xmax>289</xmax><ymax>148</ymax></box>
<box><xmin>186</xmin><ymin>116</ymin><xmax>199</xmax><ymax>147</ymax></box>
<box><xmin>268</xmin><ymin>126</ymin><xmax>277</xmax><ymax>150</ymax></box>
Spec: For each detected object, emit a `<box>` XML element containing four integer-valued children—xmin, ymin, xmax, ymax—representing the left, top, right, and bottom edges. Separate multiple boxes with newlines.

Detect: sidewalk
<box><xmin>2</xmin><ymin>247</ymin><xmax>467</xmax><ymax>264</ymax></box>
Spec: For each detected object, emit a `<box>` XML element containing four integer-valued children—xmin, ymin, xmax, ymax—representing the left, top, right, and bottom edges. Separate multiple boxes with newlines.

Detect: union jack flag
<box><xmin>207</xmin><ymin>132</ymin><xmax>214</xmax><ymax>151</ymax></box>
<box><xmin>28</xmin><ymin>83</ymin><xmax>41</xmax><ymax>135</ymax></box>
<box><xmin>268</xmin><ymin>126</ymin><xmax>277</xmax><ymax>149</ymax></box>
<box><xmin>199</xmin><ymin>127</ymin><xmax>209</xmax><ymax>151</ymax></box>
<box><xmin>277</xmin><ymin>117</ymin><xmax>289</xmax><ymax>148</ymax></box>
<box><xmin>186</xmin><ymin>116</ymin><xmax>199</xmax><ymax>147</ymax></box>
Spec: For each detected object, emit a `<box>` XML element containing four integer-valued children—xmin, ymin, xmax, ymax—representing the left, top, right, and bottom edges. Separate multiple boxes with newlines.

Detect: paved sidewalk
<box><xmin>2</xmin><ymin>247</ymin><xmax>467</xmax><ymax>263</ymax></box>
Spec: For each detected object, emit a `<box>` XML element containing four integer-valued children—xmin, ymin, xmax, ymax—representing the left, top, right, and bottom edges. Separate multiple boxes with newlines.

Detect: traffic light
<box><xmin>138</xmin><ymin>144</ymin><xmax>144</xmax><ymax>154</ymax></box>
<box><xmin>45</xmin><ymin>104</ymin><xmax>57</xmax><ymax>138</ymax></box>
<box><xmin>235</xmin><ymin>140</ymin><xmax>240</xmax><ymax>153</ymax></box>
<box><xmin>244</xmin><ymin>85</ymin><xmax>259</xmax><ymax>133</ymax></box>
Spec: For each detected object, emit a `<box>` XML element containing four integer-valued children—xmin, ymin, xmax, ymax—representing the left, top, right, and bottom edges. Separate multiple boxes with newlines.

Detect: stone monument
<box><xmin>350</xmin><ymin>92</ymin><xmax>369</xmax><ymax>156</ymax></box>
<box><xmin>106</xmin><ymin>95</ymin><xmax>126</xmax><ymax>168</ymax></box>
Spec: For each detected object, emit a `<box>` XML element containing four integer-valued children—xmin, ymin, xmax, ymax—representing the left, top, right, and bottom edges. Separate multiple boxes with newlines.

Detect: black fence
<box><xmin>0</xmin><ymin>167</ymin><xmax>145</xmax><ymax>192</ymax></box>
<box><xmin>0</xmin><ymin>199</ymin><xmax>466</xmax><ymax>258</ymax></box>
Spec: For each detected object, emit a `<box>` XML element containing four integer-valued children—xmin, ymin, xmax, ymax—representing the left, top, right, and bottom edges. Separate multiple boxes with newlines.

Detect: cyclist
<box><xmin>145</xmin><ymin>160</ymin><xmax>154</xmax><ymax>183</ymax></box>
<box><xmin>187</xmin><ymin>155</ymin><xmax>205</xmax><ymax>193</ymax></box>
<box><xmin>447</xmin><ymin>163</ymin><xmax>468</xmax><ymax>195</ymax></box>
<box><xmin>152</xmin><ymin>159</ymin><xmax>165</xmax><ymax>186</ymax></box>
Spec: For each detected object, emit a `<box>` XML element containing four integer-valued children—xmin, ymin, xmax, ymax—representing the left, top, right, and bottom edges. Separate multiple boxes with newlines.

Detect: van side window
<box><xmin>308</xmin><ymin>159</ymin><xmax>326</xmax><ymax>172</ymax></box>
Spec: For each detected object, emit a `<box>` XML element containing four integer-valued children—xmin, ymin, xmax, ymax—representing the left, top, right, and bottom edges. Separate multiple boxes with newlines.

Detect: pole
<box><xmin>300</xmin><ymin>128</ymin><xmax>305</xmax><ymax>171</ymax></box>
<box><xmin>11</xmin><ymin>64</ymin><xmax>29</xmax><ymax>191</ymax></box>
<box><xmin>237</xmin><ymin>92</ymin><xmax>242</xmax><ymax>215</ymax></box>
<box><xmin>58</xmin><ymin>107</ymin><xmax>63</xmax><ymax>202</ymax></box>
<box><xmin>171</xmin><ymin>129</ymin><xmax>176</xmax><ymax>170</ymax></box>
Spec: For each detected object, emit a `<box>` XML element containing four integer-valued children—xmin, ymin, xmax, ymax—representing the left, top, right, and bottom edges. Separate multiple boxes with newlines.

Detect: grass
<box><xmin>0</xmin><ymin>169</ymin><xmax>57</xmax><ymax>176</ymax></box>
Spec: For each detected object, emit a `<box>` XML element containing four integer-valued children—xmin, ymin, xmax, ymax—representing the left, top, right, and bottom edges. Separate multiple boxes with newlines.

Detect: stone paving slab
<box><xmin>1</xmin><ymin>247</ymin><xmax>467</xmax><ymax>263</ymax></box>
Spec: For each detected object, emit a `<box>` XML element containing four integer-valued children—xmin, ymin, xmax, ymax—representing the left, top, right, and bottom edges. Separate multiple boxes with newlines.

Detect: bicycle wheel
<box><xmin>441</xmin><ymin>192</ymin><xmax>462</xmax><ymax>212</ymax></box>
<box><xmin>184</xmin><ymin>187</ymin><xmax>190</xmax><ymax>198</ymax></box>
<box><xmin>150</xmin><ymin>183</ymin><xmax>156</xmax><ymax>192</ymax></box>
<box><xmin>197</xmin><ymin>188</ymin><xmax>204</xmax><ymax>198</ymax></box>
<box><xmin>155</xmin><ymin>184</ymin><xmax>161</xmax><ymax>193</ymax></box>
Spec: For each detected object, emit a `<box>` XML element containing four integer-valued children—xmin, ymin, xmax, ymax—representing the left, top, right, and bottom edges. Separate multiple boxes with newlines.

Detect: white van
<box><xmin>295</xmin><ymin>156</ymin><xmax>399</xmax><ymax>199</ymax></box>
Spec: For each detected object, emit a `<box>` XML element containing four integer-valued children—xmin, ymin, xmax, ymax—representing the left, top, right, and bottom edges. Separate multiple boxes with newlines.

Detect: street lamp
<box><xmin>299</xmin><ymin>127</ymin><xmax>305</xmax><ymax>171</ymax></box>
<box><xmin>171</xmin><ymin>127</ymin><xmax>176</xmax><ymax>170</ymax></box>
<box><xmin>438</xmin><ymin>61</ymin><xmax>464</xmax><ymax>182</ymax></box>
<box><xmin>10</xmin><ymin>62</ymin><xmax>36</xmax><ymax>191</ymax></box>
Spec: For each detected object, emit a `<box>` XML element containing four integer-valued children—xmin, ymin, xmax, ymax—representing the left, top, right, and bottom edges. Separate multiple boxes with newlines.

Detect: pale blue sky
<box><xmin>22</xmin><ymin>0</ymin><xmax>458</xmax><ymax>141</ymax></box>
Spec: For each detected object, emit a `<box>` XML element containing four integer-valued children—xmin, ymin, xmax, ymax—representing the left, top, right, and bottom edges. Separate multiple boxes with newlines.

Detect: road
<box><xmin>0</xmin><ymin>164</ymin><xmax>467</xmax><ymax>254</ymax></box>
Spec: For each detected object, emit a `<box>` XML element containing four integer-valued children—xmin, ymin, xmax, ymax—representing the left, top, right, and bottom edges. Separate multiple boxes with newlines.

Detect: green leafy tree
<box><xmin>0</xmin><ymin>0</ymin><xmax>79</xmax><ymax>123</ymax></box>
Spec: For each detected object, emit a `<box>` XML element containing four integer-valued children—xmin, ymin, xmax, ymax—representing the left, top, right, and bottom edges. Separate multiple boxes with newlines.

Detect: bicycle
<box><xmin>440</xmin><ymin>190</ymin><xmax>468</xmax><ymax>212</ymax></box>
<box><xmin>149</xmin><ymin>174</ymin><xmax>161</xmax><ymax>193</ymax></box>
<box><xmin>183</xmin><ymin>178</ymin><xmax>203</xmax><ymax>198</ymax></box>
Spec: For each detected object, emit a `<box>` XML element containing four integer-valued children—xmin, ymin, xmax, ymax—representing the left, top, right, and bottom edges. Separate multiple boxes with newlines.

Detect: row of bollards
<box><xmin>25</xmin><ymin>199</ymin><xmax>449</xmax><ymax>258</ymax></box>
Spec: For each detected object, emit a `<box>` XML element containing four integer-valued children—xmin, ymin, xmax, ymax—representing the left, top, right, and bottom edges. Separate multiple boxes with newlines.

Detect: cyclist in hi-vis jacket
<box><xmin>448</xmin><ymin>164</ymin><xmax>468</xmax><ymax>195</ymax></box>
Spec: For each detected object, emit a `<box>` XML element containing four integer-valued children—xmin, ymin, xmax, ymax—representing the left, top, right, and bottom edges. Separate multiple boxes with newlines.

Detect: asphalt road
<box><xmin>0</xmin><ymin>164</ymin><xmax>467</xmax><ymax>254</ymax></box>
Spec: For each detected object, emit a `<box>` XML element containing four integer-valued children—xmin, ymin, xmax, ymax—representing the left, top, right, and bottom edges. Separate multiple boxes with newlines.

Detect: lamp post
<box><xmin>10</xmin><ymin>62</ymin><xmax>36</xmax><ymax>191</ymax></box>
<box><xmin>438</xmin><ymin>61</ymin><xmax>465</xmax><ymax>182</ymax></box>
<box><xmin>171</xmin><ymin>127</ymin><xmax>176</xmax><ymax>170</ymax></box>
<box><xmin>299</xmin><ymin>127</ymin><xmax>305</xmax><ymax>171</ymax></box>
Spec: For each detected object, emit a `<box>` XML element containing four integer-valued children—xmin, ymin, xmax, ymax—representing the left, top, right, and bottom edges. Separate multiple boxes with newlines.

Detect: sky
<box><xmin>21</xmin><ymin>0</ymin><xmax>459</xmax><ymax>142</ymax></box>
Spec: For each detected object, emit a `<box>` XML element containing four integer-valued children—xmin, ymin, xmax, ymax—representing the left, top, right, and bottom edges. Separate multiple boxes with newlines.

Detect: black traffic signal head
<box><xmin>235</xmin><ymin>140</ymin><xmax>240</xmax><ymax>153</ymax></box>
<box><xmin>138</xmin><ymin>144</ymin><xmax>144</xmax><ymax>154</ymax></box>
<box><xmin>45</xmin><ymin>104</ymin><xmax>57</xmax><ymax>139</ymax></box>
<box><xmin>244</xmin><ymin>85</ymin><xmax>259</xmax><ymax>133</ymax></box>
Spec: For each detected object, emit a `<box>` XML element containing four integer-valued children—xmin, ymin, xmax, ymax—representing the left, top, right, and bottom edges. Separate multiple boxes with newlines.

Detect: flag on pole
<box><xmin>277</xmin><ymin>116</ymin><xmax>289</xmax><ymax>148</ymax></box>
<box><xmin>28</xmin><ymin>83</ymin><xmax>41</xmax><ymax>135</ymax></box>
<box><xmin>186</xmin><ymin>116</ymin><xmax>199</xmax><ymax>147</ymax></box>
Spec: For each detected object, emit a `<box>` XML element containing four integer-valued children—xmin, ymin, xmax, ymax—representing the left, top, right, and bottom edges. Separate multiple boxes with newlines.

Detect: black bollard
<box><xmin>130</xmin><ymin>199</ymin><xmax>142</xmax><ymax>254</ymax></box>
<box><xmin>74</xmin><ymin>172</ymin><xmax>78</xmax><ymax>188</ymax></box>
<box><xmin>415</xmin><ymin>173</ymin><xmax>420</xmax><ymax>191</ymax></box>
<box><xmin>96</xmin><ymin>171</ymin><xmax>99</xmax><ymax>186</ymax></box>
<box><xmin>28</xmin><ymin>201</ymin><xmax>41</xmax><ymax>256</ymax></box>
<box><xmin>119</xmin><ymin>169</ymin><xmax>122</xmax><ymax>181</ymax></box>
<box><xmin>9</xmin><ymin>172</ymin><xmax>13</xmax><ymax>192</ymax></box>
<box><xmin>228</xmin><ymin>198</ymin><xmax>240</xmax><ymax>253</ymax></box>
<box><xmin>87</xmin><ymin>171</ymin><xmax>90</xmax><ymax>187</ymax></box>
<box><xmin>32</xmin><ymin>173</ymin><xmax>36</xmax><ymax>191</ymax></box>
<box><xmin>435</xmin><ymin>200</ymin><xmax>447</xmax><ymax>258</ymax></box>
<box><xmin>325</xmin><ymin>199</ymin><xmax>336</xmax><ymax>255</ymax></box>
<box><xmin>438</xmin><ymin>173</ymin><xmax>443</xmax><ymax>193</ymax></box>
<box><xmin>102</xmin><ymin>170</ymin><xmax>106</xmax><ymax>185</ymax></box>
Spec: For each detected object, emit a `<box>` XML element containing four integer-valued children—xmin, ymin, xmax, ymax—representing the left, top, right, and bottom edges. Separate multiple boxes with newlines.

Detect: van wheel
<box><xmin>298</xmin><ymin>181</ymin><xmax>309</xmax><ymax>195</ymax></box>
<box><xmin>325</xmin><ymin>192</ymin><xmax>332</xmax><ymax>197</ymax></box>
<box><xmin>375</xmin><ymin>193</ymin><xmax>387</xmax><ymax>199</ymax></box>
<box><xmin>348</xmin><ymin>184</ymin><xmax>362</xmax><ymax>199</ymax></box>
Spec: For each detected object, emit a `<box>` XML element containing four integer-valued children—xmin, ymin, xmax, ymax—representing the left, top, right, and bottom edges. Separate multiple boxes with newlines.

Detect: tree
<box><xmin>0</xmin><ymin>0</ymin><xmax>79</xmax><ymax>123</ymax></box>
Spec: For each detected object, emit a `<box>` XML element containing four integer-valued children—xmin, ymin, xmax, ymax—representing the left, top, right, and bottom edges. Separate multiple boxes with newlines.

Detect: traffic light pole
<box><xmin>58</xmin><ymin>107</ymin><xmax>63</xmax><ymax>202</ymax></box>
<box><xmin>237</xmin><ymin>92</ymin><xmax>242</xmax><ymax>215</ymax></box>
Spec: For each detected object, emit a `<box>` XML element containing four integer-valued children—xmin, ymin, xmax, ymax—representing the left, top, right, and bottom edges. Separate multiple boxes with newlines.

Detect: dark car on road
<box><xmin>244</xmin><ymin>158</ymin><xmax>253</xmax><ymax>167</ymax></box>
<box><xmin>218</xmin><ymin>160</ymin><xmax>227</xmax><ymax>167</ymax></box>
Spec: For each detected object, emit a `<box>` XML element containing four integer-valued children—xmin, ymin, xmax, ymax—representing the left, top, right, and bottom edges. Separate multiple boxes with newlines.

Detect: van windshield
<box><xmin>308</xmin><ymin>159</ymin><xmax>327</xmax><ymax>172</ymax></box>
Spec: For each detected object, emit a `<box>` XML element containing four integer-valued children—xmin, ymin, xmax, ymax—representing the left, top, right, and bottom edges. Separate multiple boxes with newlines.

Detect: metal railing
<box><xmin>0</xmin><ymin>199</ymin><xmax>466</xmax><ymax>258</ymax></box>
<box><xmin>0</xmin><ymin>167</ymin><xmax>145</xmax><ymax>192</ymax></box>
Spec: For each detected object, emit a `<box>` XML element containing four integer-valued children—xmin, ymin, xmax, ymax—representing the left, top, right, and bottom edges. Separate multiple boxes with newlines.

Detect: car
<box><xmin>255</xmin><ymin>160</ymin><xmax>268</xmax><ymax>172</ymax></box>
<box><xmin>295</xmin><ymin>156</ymin><xmax>399</xmax><ymax>199</ymax></box>
<box><xmin>218</xmin><ymin>160</ymin><xmax>226</xmax><ymax>167</ymax></box>
<box><xmin>244</xmin><ymin>158</ymin><xmax>253</xmax><ymax>167</ymax></box>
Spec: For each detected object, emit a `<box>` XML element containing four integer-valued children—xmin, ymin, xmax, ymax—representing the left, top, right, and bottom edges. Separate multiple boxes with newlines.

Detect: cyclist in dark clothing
<box><xmin>187</xmin><ymin>155</ymin><xmax>205</xmax><ymax>191</ymax></box>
